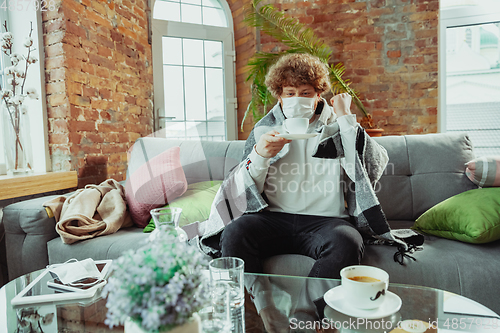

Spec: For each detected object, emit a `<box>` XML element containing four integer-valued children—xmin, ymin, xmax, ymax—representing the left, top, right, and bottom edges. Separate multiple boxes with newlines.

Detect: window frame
<box><xmin>438</xmin><ymin>4</ymin><xmax>500</xmax><ymax>133</ymax></box>
<box><xmin>0</xmin><ymin>10</ymin><xmax>9</xmax><ymax>171</ymax></box>
<box><xmin>0</xmin><ymin>9</ymin><xmax>9</xmax><ymax>95</ymax></box>
<box><xmin>151</xmin><ymin>0</ymin><xmax>237</xmax><ymax>140</ymax></box>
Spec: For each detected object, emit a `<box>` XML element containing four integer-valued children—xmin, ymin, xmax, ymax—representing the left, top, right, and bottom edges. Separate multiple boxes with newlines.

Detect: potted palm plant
<box><xmin>241</xmin><ymin>0</ymin><xmax>383</xmax><ymax>136</ymax></box>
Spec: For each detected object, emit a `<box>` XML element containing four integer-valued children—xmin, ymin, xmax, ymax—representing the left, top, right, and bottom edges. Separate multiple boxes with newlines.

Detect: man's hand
<box><xmin>330</xmin><ymin>92</ymin><xmax>352</xmax><ymax>117</ymax></box>
<box><xmin>255</xmin><ymin>130</ymin><xmax>291</xmax><ymax>159</ymax></box>
<box><xmin>260</xmin><ymin>305</ymin><xmax>290</xmax><ymax>333</ymax></box>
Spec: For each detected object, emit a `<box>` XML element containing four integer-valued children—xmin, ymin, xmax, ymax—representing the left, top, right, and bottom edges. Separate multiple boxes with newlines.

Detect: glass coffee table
<box><xmin>1</xmin><ymin>270</ymin><xmax>499</xmax><ymax>332</ymax></box>
<box><xmin>244</xmin><ymin>274</ymin><xmax>500</xmax><ymax>333</ymax></box>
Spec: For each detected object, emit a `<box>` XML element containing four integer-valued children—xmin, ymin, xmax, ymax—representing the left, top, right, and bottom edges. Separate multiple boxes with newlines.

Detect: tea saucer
<box><xmin>323</xmin><ymin>285</ymin><xmax>402</xmax><ymax>319</ymax></box>
<box><xmin>276</xmin><ymin>133</ymin><xmax>318</xmax><ymax>140</ymax></box>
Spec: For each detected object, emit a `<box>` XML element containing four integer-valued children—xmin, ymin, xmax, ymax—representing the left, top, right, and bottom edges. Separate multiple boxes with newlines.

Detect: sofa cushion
<box><xmin>374</xmin><ymin>133</ymin><xmax>478</xmax><ymax>221</ymax></box>
<box><xmin>143</xmin><ymin>180</ymin><xmax>222</xmax><ymax>232</ymax></box>
<box><xmin>125</xmin><ymin>146</ymin><xmax>188</xmax><ymax>227</ymax></box>
<box><xmin>465</xmin><ymin>156</ymin><xmax>500</xmax><ymax>187</ymax></box>
<box><xmin>48</xmin><ymin>228</ymin><xmax>148</xmax><ymax>264</ymax></box>
<box><xmin>361</xmin><ymin>221</ymin><xmax>500</xmax><ymax>315</ymax></box>
<box><xmin>3</xmin><ymin>195</ymin><xmax>61</xmax><ymax>280</ymax></box>
<box><xmin>412</xmin><ymin>187</ymin><xmax>500</xmax><ymax>244</ymax></box>
<box><xmin>127</xmin><ymin>138</ymin><xmax>245</xmax><ymax>184</ymax></box>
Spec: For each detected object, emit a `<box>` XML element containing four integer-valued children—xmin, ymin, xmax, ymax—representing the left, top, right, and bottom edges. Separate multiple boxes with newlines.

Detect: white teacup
<box><xmin>340</xmin><ymin>265</ymin><xmax>389</xmax><ymax>309</ymax></box>
<box><xmin>283</xmin><ymin>118</ymin><xmax>308</xmax><ymax>134</ymax></box>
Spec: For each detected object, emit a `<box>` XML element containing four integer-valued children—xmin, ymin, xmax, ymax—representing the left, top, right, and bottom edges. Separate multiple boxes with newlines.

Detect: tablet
<box><xmin>47</xmin><ymin>277</ymin><xmax>107</xmax><ymax>293</ymax></box>
<box><xmin>11</xmin><ymin>260</ymin><xmax>112</xmax><ymax>307</ymax></box>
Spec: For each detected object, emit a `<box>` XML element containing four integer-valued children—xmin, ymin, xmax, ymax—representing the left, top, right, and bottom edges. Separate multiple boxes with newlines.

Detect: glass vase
<box><xmin>2</xmin><ymin>104</ymin><xmax>33</xmax><ymax>175</ymax></box>
<box><xmin>149</xmin><ymin>207</ymin><xmax>188</xmax><ymax>242</ymax></box>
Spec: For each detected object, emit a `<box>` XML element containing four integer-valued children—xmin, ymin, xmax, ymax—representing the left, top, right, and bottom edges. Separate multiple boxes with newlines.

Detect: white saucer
<box><xmin>276</xmin><ymin>133</ymin><xmax>318</xmax><ymax>140</ymax></box>
<box><xmin>324</xmin><ymin>285</ymin><xmax>402</xmax><ymax>319</ymax></box>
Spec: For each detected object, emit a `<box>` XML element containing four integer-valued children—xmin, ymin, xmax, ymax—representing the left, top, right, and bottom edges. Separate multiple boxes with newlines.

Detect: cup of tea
<box><xmin>283</xmin><ymin>118</ymin><xmax>308</xmax><ymax>134</ymax></box>
<box><xmin>340</xmin><ymin>265</ymin><xmax>389</xmax><ymax>309</ymax></box>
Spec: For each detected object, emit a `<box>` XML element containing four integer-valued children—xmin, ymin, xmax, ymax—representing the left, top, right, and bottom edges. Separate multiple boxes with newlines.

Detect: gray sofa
<box><xmin>4</xmin><ymin>132</ymin><xmax>500</xmax><ymax>314</ymax></box>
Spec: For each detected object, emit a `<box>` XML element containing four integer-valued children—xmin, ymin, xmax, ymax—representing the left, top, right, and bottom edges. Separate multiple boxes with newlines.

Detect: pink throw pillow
<box><xmin>125</xmin><ymin>146</ymin><xmax>188</xmax><ymax>227</ymax></box>
<box><xmin>465</xmin><ymin>156</ymin><xmax>500</xmax><ymax>187</ymax></box>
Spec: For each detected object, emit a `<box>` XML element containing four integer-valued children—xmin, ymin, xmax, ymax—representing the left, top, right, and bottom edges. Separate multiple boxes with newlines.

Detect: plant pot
<box><xmin>364</xmin><ymin>128</ymin><xmax>384</xmax><ymax>137</ymax></box>
<box><xmin>124</xmin><ymin>315</ymin><xmax>200</xmax><ymax>333</ymax></box>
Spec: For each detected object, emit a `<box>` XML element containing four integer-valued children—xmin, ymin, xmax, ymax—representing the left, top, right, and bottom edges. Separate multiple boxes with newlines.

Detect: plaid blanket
<box><xmin>187</xmin><ymin>100</ymin><xmax>407</xmax><ymax>256</ymax></box>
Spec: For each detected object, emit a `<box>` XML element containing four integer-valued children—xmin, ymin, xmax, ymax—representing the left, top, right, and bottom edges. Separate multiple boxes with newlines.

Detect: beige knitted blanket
<box><xmin>44</xmin><ymin>179</ymin><xmax>133</xmax><ymax>244</ymax></box>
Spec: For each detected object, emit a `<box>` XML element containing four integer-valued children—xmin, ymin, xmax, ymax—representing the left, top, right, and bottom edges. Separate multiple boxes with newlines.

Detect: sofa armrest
<box><xmin>3</xmin><ymin>195</ymin><xmax>61</xmax><ymax>280</ymax></box>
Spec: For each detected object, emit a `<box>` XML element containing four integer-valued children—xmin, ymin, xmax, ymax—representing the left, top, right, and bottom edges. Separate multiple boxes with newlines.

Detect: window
<box><xmin>152</xmin><ymin>0</ymin><xmax>237</xmax><ymax>141</ymax></box>
<box><xmin>439</xmin><ymin>0</ymin><xmax>500</xmax><ymax>156</ymax></box>
<box><xmin>0</xmin><ymin>10</ymin><xmax>48</xmax><ymax>174</ymax></box>
<box><xmin>153</xmin><ymin>0</ymin><xmax>228</xmax><ymax>27</ymax></box>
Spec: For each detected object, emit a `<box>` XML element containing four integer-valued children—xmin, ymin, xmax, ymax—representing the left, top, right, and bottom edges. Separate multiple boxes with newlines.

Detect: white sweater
<box><xmin>247</xmin><ymin>114</ymin><xmax>357</xmax><ymax>217</ymax></box>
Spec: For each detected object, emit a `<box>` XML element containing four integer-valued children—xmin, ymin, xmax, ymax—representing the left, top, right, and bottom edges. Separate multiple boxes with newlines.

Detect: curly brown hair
<box><xmin>265</xmin><ymin>53</ymin><xmax>331</xmax><ymax>98</ymax></box>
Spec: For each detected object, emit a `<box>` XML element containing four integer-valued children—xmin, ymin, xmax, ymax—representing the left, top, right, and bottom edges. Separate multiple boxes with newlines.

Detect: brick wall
<box><xmin>235</xmin><ymin>0</ymin><xmax>439</xmax><ymax>138</ymax></box>
<box><xmin>42</xmin><ymin>0</ymin><xmax>153</xmax><ymax>187</ymax></box>
<box><xmin>40</xmin><ymin>0</ymin><xmax>438</xmax><ymax>184</ymax></box>
<box><xmin>227</xmin><ymin>0</ymin><xmax>258</xmax><ymax>137</ymax></box>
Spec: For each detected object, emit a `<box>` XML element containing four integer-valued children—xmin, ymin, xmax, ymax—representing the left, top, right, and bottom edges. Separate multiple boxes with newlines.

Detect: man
<box><xmin>195</xmin><ymin>53</ymin><xmax>397</xmax><ymax>332</ymax></box>
<box><xmin>220</xmin><ymin>53</ymin><xmax>366</xmax><ymax>279</ymax></box>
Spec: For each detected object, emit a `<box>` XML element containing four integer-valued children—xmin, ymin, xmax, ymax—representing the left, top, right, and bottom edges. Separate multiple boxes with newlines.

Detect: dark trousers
<box><xmin>220</xmin><ymin>211</ymin><xmax>364</xmax><ymax>279</ymax></box>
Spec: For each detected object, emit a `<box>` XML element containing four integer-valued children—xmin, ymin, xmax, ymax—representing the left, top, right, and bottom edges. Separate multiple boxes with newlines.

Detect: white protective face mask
<box><xmin>48</xmin><ymin>258</ymin><xmax>103</xmax><ymax>286</ymax></box>
<box><xmin>281</xmin><ymin>96</ymin><xmax>316</xmax><ymax>119</ymax></box>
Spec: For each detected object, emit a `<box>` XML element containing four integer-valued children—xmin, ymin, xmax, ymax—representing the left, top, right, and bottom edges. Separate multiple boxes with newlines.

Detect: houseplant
<box><xmin>241</xmin><ymin>0</ymin><xmax>381</xmax><ymax>135</ymax></box>
<box><xmin>1</xmin><ymin>21</ymin><xmax>39</xmax><ymax>175</ymax></box>
<box><xmin>102</xmin><ymin>228</ymin><xmax>210</xmax><ymax>333</ymax></box>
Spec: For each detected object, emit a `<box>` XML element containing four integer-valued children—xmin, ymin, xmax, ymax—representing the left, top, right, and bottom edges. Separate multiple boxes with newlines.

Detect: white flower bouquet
<box><xmin>102</xmin><ymin>229</ymin><xmax>210</xmax><ymax>332</ymax></box>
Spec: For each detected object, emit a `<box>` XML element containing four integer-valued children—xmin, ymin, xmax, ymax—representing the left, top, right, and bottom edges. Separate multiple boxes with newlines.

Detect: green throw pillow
<box><xmin>143</xmin><ymin>180</ymin><xmax>222</xmax><ymax>233</ymax></box>
<box><xmin>412</xmin><ymin>187</ymin><xmax>500</xmax><ymax>243</ymax></box>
